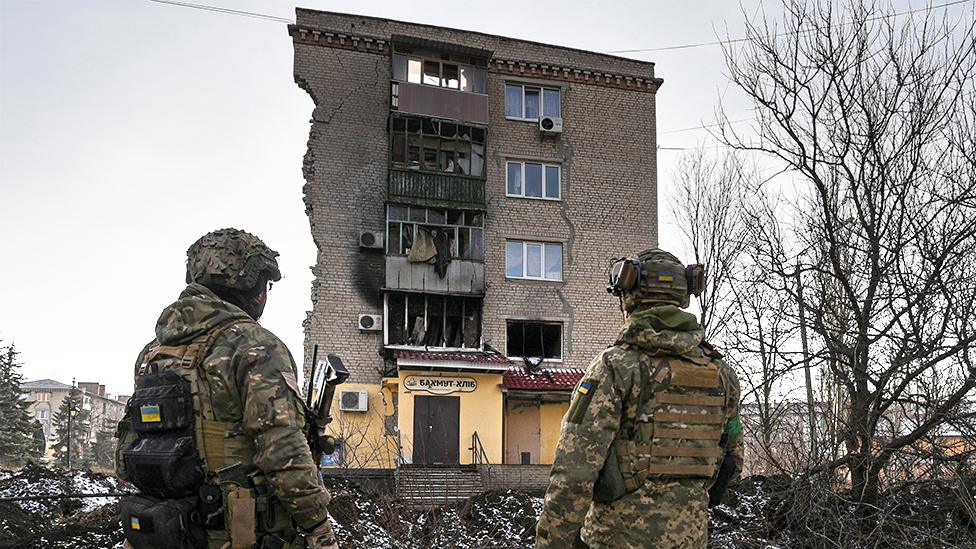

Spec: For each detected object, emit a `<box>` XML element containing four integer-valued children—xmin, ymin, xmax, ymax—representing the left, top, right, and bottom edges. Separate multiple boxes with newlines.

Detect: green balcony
<box><xmin>388</xmin><ymin>170</ymin><xmax>486</xmax><ymax>209</ymax></box>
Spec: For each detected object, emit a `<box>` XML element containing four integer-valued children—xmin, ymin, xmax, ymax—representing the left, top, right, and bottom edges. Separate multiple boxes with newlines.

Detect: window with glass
<box><xmin>390</xmin><ymin>115</ymin><xmax>486</xmax><ymax>177</ymax></box>
<box><xmin>506</xmin><ymin>161</ymin><xmax>560</xmax><ymax>199</ymax></box>
<box><xmin>392</xmin><ymin>54</ymin><xmax>488</xmax><ymax>93</ymax></box>
<box><xmin>386</xmin><ymin>292</ymin><xmax>482</xmax><ymax>348</ymax></box>
<box><xmin>507</xmin><ymin>321</ymin><xmax>562</xmax><ymax>360</ymax></box>
<box><xmin>36</xmin><ymin>410</ymin><xmax>50</xmax><ymax>420</ymax></box>
<box><xmin>505</xmin><ymin>83</ymin><xmax>561</xmax><ymax>119</ymax></box>
<box><xmin>505</xmin><ymin>241</ymin><xmax>562</xmax><ymax>281</ymax></box>
<box><xmin>387</xmin><ymin>205</ymin><xmax>484</xmax><ymax>261</ymax></box>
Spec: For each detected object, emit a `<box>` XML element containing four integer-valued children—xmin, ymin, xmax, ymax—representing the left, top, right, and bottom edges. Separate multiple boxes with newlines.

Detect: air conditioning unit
<box><xmin>359</xmin><ymin>230</ymin><xmax>384</xmax><ymax>250</ymax></box>
<box><xmin>539</xmin><ymin>116</ymin><xmax>563</xmax><ymax>134</ymax></box>
<box><xmin>358</xmin><ymin>314</ymin><xmax>383</xmax><ymax>331</ymax></box>
<box><xmin>339</xmin><ymin>390</ymin><xmax>368</xmax><ymax>412</ymax></box>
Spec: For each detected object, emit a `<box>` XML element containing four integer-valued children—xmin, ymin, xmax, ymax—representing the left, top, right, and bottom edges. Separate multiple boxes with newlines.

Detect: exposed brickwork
<box><xmin>292</xmin><ymin>10</ymin><xmax>658</xmax><ymax>385</ymax></box>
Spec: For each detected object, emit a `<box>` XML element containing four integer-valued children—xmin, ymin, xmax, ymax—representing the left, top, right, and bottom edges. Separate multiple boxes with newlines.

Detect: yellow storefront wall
<box><xmin>539</xmin><ymin>401</ymin><xmax>569</xmax><ymax>464</ymax></box>
<box><xmin>397</xmin><ymin>371</ymin><xmax>504</xmax><ymax>465</ymax></box>
<box><xmin>326</xmin><ymin>382</ymin><xmax>399</xmax><ymax>469</ymax></box>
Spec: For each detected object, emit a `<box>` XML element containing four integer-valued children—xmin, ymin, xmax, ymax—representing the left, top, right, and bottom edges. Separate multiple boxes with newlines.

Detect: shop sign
<box><xmin>404</xmin><ymin>375</ymin><xmax>477</xmax><ymax>395</ymax></box>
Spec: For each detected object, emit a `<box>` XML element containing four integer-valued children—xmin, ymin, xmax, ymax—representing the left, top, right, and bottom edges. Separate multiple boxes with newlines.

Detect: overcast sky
<box><xmin>1</xmin><ymin>0</ymin><xmax>954</xmax><ymax>397</ymax></box>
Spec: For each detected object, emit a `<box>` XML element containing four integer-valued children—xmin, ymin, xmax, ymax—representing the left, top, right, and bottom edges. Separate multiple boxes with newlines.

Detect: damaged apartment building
<box><xmin>290</xmin><ymin>10</ymin><xmax>661</xmax><ymax>478</ymax></box>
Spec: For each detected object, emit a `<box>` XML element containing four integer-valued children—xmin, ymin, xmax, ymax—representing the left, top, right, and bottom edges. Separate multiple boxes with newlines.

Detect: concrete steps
<box><xmin>396</xmin><ymin>465</ymin><xmax>484</xmax><ymax>508</ymax></box>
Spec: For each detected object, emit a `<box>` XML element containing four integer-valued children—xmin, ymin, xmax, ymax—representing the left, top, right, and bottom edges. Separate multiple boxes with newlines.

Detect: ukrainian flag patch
<box><xmin>657</xmin><ymin>271</ymin><xmax>674</xmax><ymax>282</ymax></box>
<box><xmin>140</xmin><ymin>405</ymin><xmax>161</xmax><ymax>423</ymax></box>
<box><xmin>131</xmin><ymin>517</ymin><xmax>141</xmax><ymax>530</ymax></box>
<box><xmin>578</xmin><ymin>382</ymin><xmax>592</xmax><ymax>395</ymax></box>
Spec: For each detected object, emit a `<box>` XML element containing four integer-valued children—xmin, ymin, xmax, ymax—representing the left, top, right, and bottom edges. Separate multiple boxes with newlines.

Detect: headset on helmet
<box><xmin>606</xmin><ymin>248</ymin><xmax>705</xmax><ymax>309</ymax></box>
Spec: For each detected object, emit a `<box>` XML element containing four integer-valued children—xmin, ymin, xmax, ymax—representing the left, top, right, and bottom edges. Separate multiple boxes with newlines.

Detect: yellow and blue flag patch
<box><xmin>131</xmin><ymin>517</ymin><xmax>141</xmax><ymax>530</ymax></box>
<box><xmin>578</xmin><ymin>382</ymin><xmax>592</xmax><ymax>395</ymax></box>
<box><xmin>140</xmin><ymin>405</ymin><xmax>161</xmax><ymax>423</ymax></box>
<box><xmin>657</xmin><ymin>270</ymin><xmax>674</xmax><ymax>282</ymax></box>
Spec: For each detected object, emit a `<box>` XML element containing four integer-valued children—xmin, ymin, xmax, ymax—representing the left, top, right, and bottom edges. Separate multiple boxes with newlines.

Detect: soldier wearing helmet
<box><xmin>116</xmin><ymin>229</ymin><xmax>338</xmax><ymax>549</ymax></box>
<box><xmin>536</xmin><ymin>248</ymin><xmax>742</xmax><ymax>549</ymax></box>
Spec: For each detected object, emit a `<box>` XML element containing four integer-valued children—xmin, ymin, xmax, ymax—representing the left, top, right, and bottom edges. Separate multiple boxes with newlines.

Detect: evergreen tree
<box><xmin>51</xmin><ymin>387</ymin><xmax>91</xmax><ymax>469</ymax></box>
<box><xmin>0</xmin><ymin>341</ymin><xmax>38</xmax><ymax>466</ymax></box>
<box><xmin>91</xmin><ymin>426</ymin><xmax>116</xmax><ymax>470</ymax></box>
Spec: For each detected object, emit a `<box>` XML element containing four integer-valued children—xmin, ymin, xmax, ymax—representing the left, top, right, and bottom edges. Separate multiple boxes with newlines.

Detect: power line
<box><xmin>608</xmin><ymin>0</ymin><xmax>972</xmax><ymax>54</ymax></box>
<box><xmin>147</xmin><ymin>0</ymin><xmax>294</xmax><ymax>24</ymax></box>
<box><xmin>659</xmin><ymin>117</ymin><xmax>753</xmax><ymax>134</ymax></box>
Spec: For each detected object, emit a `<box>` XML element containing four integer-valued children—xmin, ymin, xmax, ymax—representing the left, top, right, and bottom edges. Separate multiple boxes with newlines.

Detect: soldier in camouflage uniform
<box><xmin>116</xmin><ymin>228</ymin><xmax>338</xmax><ymax>549</ymax></box>
<box><xmin>536</xmin><ymin>248</ymin><xmax>742</xmax><ymax>549</ymax></box>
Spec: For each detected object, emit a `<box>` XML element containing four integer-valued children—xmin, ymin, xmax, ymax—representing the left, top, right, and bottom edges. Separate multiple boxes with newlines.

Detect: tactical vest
<box><xmin>595</xmin><ymin>349</ymin><xmax>730</xmax><ymax>500</ymax></box>
<box><xmin>118</xmin><ymin>319</ymin><xmax>295</xmax><ymax>549</ymax></box>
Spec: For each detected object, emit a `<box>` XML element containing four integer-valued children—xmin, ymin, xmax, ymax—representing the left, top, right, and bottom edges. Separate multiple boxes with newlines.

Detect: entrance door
<box><xmin>413</xmin><ymin>395</ymin><xmax>460</xmax><ymax>465</ymax></box>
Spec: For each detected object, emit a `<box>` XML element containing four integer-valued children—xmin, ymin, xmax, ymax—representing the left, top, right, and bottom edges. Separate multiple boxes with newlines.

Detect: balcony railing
<box><xmin>392</xmin><ymin>81</ymin><xmax>489</xmax><ymax>125</ymax></box>
<box><xmin>389</xmin><ymin>170</ymin><xmax>485</xmax><ymax>209</ymax></box>
<box><xmin>385</xmin><ymin>255</ymin><xmax>485</xmax><ymax>295</ymax></box>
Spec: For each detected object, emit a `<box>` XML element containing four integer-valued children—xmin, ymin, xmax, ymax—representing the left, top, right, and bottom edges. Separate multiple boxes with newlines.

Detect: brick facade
<box><xmin>292</xmin><ymin>10</ymin><xmax>659</xmax><ymax>388</ymax></box>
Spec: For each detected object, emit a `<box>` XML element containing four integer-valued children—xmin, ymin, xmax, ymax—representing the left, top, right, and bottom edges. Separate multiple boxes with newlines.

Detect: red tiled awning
<box><xmin>394</xmin><ymin>350</ymin><xmax>513</xmax><ymax>364</ymax></box>
<box><xmin>503</xmin><ymin>367</ymin><xmax>585</xmax><ymax>391</ymax></box>
<box><xmin>394</xmin><ymin>350</ymin><xmax>514</xmax><ymax>372</ymax></box>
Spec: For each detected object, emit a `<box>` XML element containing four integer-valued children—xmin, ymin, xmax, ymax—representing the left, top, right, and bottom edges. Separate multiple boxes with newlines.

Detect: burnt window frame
<box><xmin>386</xmin><ymin>205</ymin><xmax>484</xmax><ymax>261</ymax></box>
<box><xmin>389</xmin><ymin>114</ymin><xmax>487</xmax><ymax>178</ymax></box>
<box><xmin>384</xmin><ymin>292</ymin><xmax>483</xmax><ymax>349</ymax></box>
<box><xmin>505</xmin><ymin>320</ymin><xmax>563</xmax><ymax>361</ymax></box>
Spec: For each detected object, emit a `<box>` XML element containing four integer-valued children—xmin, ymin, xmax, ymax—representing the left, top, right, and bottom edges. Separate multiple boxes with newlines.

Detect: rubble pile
<box><xmin>0</xmin><ymin>464</ymin><xmax>973</xmax><ymax>548</ymax></box>
<box><xmin>0</xmin><ymin>463</ymin><xmax>124</xmax><ymax>548</ymax></box>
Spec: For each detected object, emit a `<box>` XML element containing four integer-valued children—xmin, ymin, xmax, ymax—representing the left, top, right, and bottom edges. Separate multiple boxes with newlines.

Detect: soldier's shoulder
<box><xmin>600</xmin><ymin>344</ymin><xmax>647</xmax><ymax>370</ymax></box>
<box><xmin>220</xmin><ymin>321</ymin><xmax>293</xmax><ymax>363</ymax></box>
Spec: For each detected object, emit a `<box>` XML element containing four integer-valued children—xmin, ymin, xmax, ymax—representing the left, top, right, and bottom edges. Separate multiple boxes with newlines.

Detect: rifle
<box><xmin>708</xmin><ymin>433</ymin><xmax>736</xmax><ymax>507</ymax></box>
<box><xmin>305</xmin><ymin>346</ymin><xmax>350</xmax><ymax>462</ymax></box>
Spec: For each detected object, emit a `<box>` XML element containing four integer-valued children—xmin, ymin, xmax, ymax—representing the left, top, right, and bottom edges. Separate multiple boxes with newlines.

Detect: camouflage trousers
<box><xmin>581</xmin><ymin>479</ymin><xmax>708</xmax><ymax>549</ymax></box>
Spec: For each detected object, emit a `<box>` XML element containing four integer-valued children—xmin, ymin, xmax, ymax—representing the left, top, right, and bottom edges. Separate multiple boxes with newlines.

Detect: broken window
<box><xmin>505</xmin><ymin>83</ymin><xmax>561</xmax><ymax>120</ymax></box>
<box><xmin>505</xmin><ymin>161</ymin><xmax>561</xmax><ymax>200</ymax></box>
<box><xmin>507</xmin><ymin>321</ymin><xmax>562</xmax><ymax>360</ymax></box>
<box><xmin>386</xmin><ymin>292</ymin><xmax>483</xmax><ymax>348</ymax></box>
<box><xmin>387</xmin><ymin>205</ymin><xmax>484</xmax><ymax>261</ymax></box>
<box><xmin>393</xmin><ymin>54</ymin><xmax>487</xmax><ymax>93</ymax></box>
<box><xmin>390</xmin><ymin>114</ymin><xmax>487</xmax><ymax>177</ymax></box>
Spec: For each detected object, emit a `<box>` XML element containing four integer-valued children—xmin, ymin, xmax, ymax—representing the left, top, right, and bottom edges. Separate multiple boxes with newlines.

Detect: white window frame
<box><xmin>505</xmin><ymin>83</ymin><xmax>561</xmax><ymax>121</ymax></box>
<box><xmin>394</xmin><ymin>54</ymin><xmax>487</xmax><ymax>94</ymax></box>
<box><xmin>505</xmin><ymin>161</ymin><xmax>561</xmax><ymax>200</ymax></box>
<box><xmin>505</xmin><ymin>320</ymin><xmax>564</xmax><ymax>362</ymax></box>
<box><xmin>505</xmin><ymin>240</ymin><xmax>563</xmax><ymax>281</ymax></box>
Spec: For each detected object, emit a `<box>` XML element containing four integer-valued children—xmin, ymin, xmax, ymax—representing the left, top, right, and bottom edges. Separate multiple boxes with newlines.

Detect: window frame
<box><xmin>386</xmin><ymin>205</ymin><xmax>484</xmax><ymax>261</ymax></box>
<box><xmin>505</xmin><ymin>83</ymin><xmax>561</xmax><ymax>121</ymax></box>
<box><xmin>393</xmin><ymin>53</ymin><xmax>488</xmax><ymax>94</ymax></box>
<box><xmin>389</xmin><ymin>114</ymin><xmax>487</xmax><ymax>178</ymax></box>
<box><xmin>505</xmin><ymin>160</ymin><xmax>561</xmax><ymax>200</ymax></box>
<box><xmin>505</xmin><ymin>320</ymin><xmax>564</xmax><ymax>362</ymax></box>
<box><xmin>384</xmin><ymin>292</ymin><xmax>483</xmax><ymax>349</ymax></box>
<box><xmin>505</xmin><ymin>240</ymin><xmax>563</xmax><ymax>281</ymax></box>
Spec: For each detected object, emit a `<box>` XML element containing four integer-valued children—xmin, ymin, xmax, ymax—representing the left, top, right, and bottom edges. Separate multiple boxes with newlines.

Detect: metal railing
<box><xmin>470</xmin><ymin>431</ymin><xmax>490</xmax><ymax>466</ymax></box>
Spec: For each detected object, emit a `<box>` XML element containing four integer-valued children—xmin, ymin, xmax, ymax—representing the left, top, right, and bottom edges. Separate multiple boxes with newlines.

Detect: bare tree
<box><xmin>722</xmin><ymin>0</ymin><xmax>976</xmax><ymax>506</ymax></box>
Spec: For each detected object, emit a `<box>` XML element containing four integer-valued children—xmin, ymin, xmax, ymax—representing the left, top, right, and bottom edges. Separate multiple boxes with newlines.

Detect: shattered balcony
<box><xmin>389</xmin><ymin>170</ymin><xmax>485</xmax><ymax>209</ymax></box>
<box><xmin>385</xmin><ymin>255</ymin><xmax>485</xmax><ymax>295</ymax></box>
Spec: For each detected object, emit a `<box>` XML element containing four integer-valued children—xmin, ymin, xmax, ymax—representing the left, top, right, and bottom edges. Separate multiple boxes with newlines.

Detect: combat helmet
<box><xmin>607</xmin><ymin>248</ymin><xmax>704</xmax><ymax>311</ymax></box>
<box><xmin>186</xmin><ymin>228</ymin><xmax>281</xmax><ymax>292</ymax></box>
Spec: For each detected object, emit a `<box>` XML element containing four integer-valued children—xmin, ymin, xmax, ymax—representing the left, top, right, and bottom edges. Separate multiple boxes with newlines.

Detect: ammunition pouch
<box><xmin>592</xmin><ymin>444</ymin><xmax>628</xmax><ymax>503</ymax></box>
<box><xmin>120</xmin><ymin>494</ymin><xmax>207</xmax><ymax>549</ymax></box>
<box><xmin>123</xmin><ymin>435</ymin><xmax>204</xmax><ymax>498</ymax></box>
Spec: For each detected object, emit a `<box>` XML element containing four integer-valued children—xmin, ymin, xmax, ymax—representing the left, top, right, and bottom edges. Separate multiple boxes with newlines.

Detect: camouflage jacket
<box><xmin>536</xmin><ymin>305</ymin><xmax>742</xmax><ymax>549</ymax></box>
<box><xmin>117</xmin><ymin>283</ymin><xmax>331</xmax><ymax>532</ymax></box>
